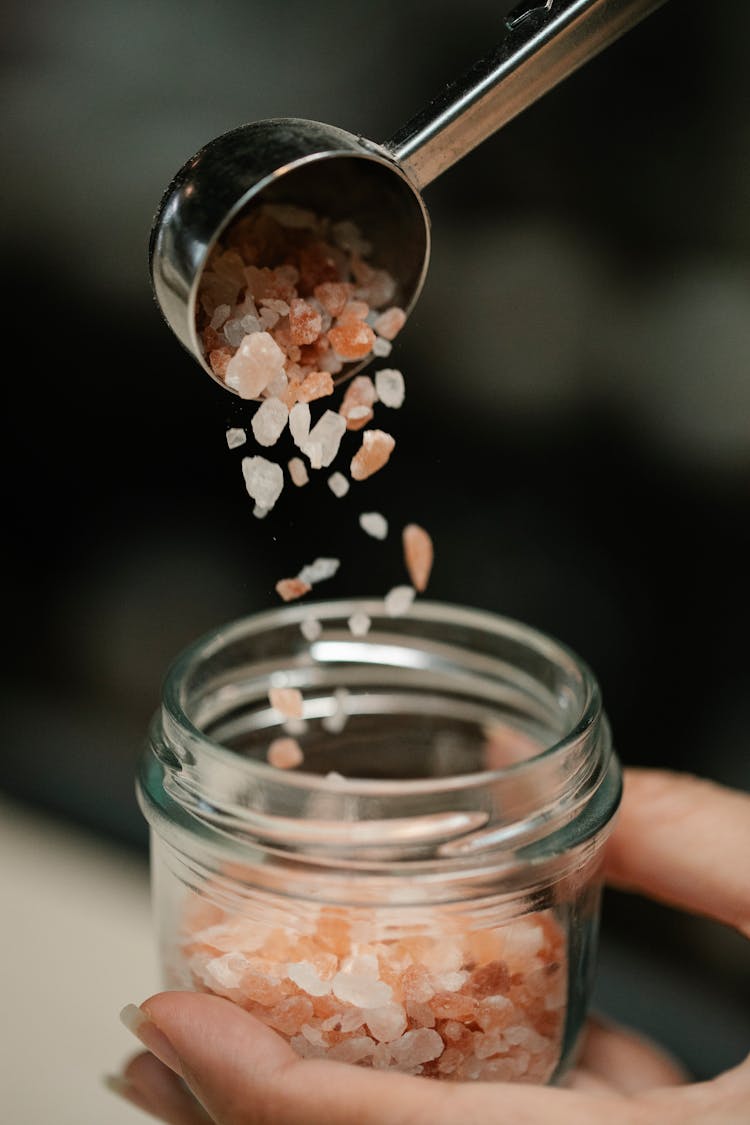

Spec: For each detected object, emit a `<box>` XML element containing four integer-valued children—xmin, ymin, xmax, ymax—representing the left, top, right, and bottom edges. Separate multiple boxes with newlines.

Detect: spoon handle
<box><xmin>385</xmin><ymin>0</ymin><xmax>667</xmax><ymax>190</ymax></box>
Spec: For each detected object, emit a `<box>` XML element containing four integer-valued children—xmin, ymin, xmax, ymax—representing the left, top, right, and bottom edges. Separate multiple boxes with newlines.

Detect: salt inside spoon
<box><xmin>150</xmin><ymin>0</ymin><xmax>666</xmax><ymax>396</ymax></box>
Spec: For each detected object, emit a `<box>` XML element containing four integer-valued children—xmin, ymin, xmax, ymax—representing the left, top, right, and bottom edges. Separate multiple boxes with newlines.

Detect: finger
<box><xmin>118</xmin><ymin>1051</ymin><xmax>213</xmax><ymax>1124</ymax></box>
<box><xmin>141</xmin><ymin>991</ymin><xmax>634</xmax><ymax>1125</ymax></box>
<box><xmin>605</xmin><ymin>769</ymin><xmax>750</xmax><ymax>936</ymax></box>
<box><xmin>577</xmin><ymin>1016</ymin><xmax>689</xmax><ymax>1094</ymax></box>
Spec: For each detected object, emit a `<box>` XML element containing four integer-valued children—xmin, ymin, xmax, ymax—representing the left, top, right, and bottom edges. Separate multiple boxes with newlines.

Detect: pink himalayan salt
<box><xmin>289</xmin><ymin>298</ymin><xmax>323</xmax><ymax>345</ymax></box>
<box><xmin>314</xmin><ymin>281</ymin><xmax>352</xmax><ymax>317</ymax></box>
<box><xmin>225</xmin><ymin>331</ymin><xmax>285</xmax><ymax>399</ymax></box>
<box><xmin>264</xmin><ymin>996</ymin><xmax>314</xmax><ymax>1035</ymax></box>
<box><xmin>328</xmin><ymin>318</ymin><xmax>376</xmax><ymax>361</ymax></box>
<box><xmin>297</xmin><ymin>370</ymin><xmax>334</xmax><ymax>403</ymax></box>
<box><xmin>288</xmin><ymin>457</ymin><xmax>309</xmax><ymax>487</ymax></box>
<box><xmin>267</xmin><ymin>737</ymin><xmax>304</xmax><ymax>770</ymax></box>
<box><xmin>403</xmin><ymin>523</ymin><xmax>434</xmax><ymax>592</ymax></box>
<box><xmin>350</xmin><ymin>430</ymin><xmax>395</xmax><ymax>481</ymax></box>
<box><xmin>389</xmin><ymin>1028</ymin><xmax>444</xmax><ymax>1069</ymax></box>
<box><xmin>339</xmin><ymin>375</ymin><xmax>377</xmax><ymax>431</ymax></box>
<box><xmin>275</xmin><ymin>577</ymin><xmax>311</xmax><ymax>602</ymax></box>
<box><xmin>268</xmin><ymin>687</ymin><xmax>303</xmax><ymax>720</ymax></box>
<box><xmin>373</xmin><ymin>306</ymin><xmax>406</xmax><ymax>340</ymax></box>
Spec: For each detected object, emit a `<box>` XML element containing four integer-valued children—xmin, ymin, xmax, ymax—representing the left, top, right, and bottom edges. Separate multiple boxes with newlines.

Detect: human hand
<box><xmin>111</xmin><ymin>769</ymin><xmax>750</xmax><ymax>1124</ymax></box>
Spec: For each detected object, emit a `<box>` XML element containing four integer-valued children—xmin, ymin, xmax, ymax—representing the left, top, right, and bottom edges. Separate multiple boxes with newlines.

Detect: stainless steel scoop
<box><xmin>150</xmin><ymin>0</ymin><xmax>666</xmax><ymax>393</ymax></box>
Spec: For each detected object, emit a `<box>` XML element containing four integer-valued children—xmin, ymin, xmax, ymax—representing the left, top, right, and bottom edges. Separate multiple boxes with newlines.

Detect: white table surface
<box><xmin>0</xmin><ymin>797</ymin><xmax>157</xmax><ymax>1124</ymax></box>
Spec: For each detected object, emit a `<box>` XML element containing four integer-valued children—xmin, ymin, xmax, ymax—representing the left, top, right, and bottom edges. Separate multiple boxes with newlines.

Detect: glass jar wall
<box><xmin>138</xmin><ymin>600</ymin><xmax>621</xmax><ymax>1084</ymax></box>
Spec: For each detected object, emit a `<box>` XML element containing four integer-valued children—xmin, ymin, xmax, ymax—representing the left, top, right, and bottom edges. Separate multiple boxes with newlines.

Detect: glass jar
<box><xmin>138</xmin><ymin>599</ymin><xmax>620</xmax><ymax>1084</ymax></box>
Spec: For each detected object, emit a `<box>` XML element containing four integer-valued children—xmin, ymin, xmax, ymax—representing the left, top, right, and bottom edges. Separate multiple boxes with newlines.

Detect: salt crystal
<box><xmin>205</xmin><ymin>951</ymin><xmax>248</xmax><ymax>990</ymax></box>
<box><xmin>251</xmin><ymin>397</ymin><xmax>289</xmax><ymax>447</ymax></box>
<box><xmin>289</xmin><ymin>402</ymin><xmax>311</xmax><ymax>447</ymax></box>
<box><xmin>225</xmin><ymin>427</ymin><xmax>246</xmax><ymax>449</ymax></box>
<box><xmin>300</xmin><ymin>1024</ymin><xmax>327</xmax><ymax>1047</ymax></box>
<box><xmin>269</xmin><ymin>687</ymin><xmax>303</xmax><ymax>719</ymax></box>
<box><xmin>288</xmin><ymin>457</ymin><xmax>309</xmax><ymax>487</ymax></box>
<box><xmin>223</xmin><ymin>318</ymin><xmax>247</xmax><ymax>347</ymax></box>
<box><xmin>328</xmin><ymin>472</ymin><xmax>349</xmax><ymax>498</ymax></box>
<box><xmin>350</xmin><ymin>430</ymin><xmax>395</xmax><ymax>481</ymax></box>
<box><xmin>267</xmin><ymin>737</ymin><xmax>304</xmax><ymax>769</ymax></box>
<box><xmin>253</xmin><ymin>504</ymin><xmax>269</xmax><ymax>519</ymax></box>
<box><xmin>226</xmin><ymin>332</ymin><xmax>286</xmax><ymax>399</ymax></box>
<box><xmin>289</xmin><ymin>1034</ymin><xmax>326</xmax><ymax>1060</ymax></box>
<box><xmin>332</xmin><ymin>220</ymin><xmax>372</xmax><ymax>255</ymax></box>
<box><xmin>325</xmin><ymin>770</ymin><xmax>346</xmax><ymax>783</ymax></box>
<box><xmin>242</xmin><ymin>456</ymin><xmax>284</xmax><ymax>510</ymax></box>
<box><xmin>318</xmin><ymin>349</ymin><xmax>344</xmax><ymax>375</ymax></box>
<box><xmin>332</xmin><ymin>971</ymin><xmax>393</xmax><ymax>1009</ymax></box>
<box><xmin>284</xmin><ymin>717</ymin><xmax>308</xmax><ymax>737</ymax></box>
<box><xmin>260</xmin><ymin>298</ymin><xmax>290</xmax><ymax>316</ymax></box>
<box><xmin>287</xmin><ymin>962</ymin><xmax>331</xmax><ymax>997</ymax></box>
<box><xmin>384</xmin><ymin>586</ymin><xmax>416</xmax><ymax>617</ymax></box>
<box><xmin>373</xmin><ymin>307</ymin><xmax>407</xmax><ymax>341</ymax></box>
<box><xmin>300</xmin><ymin>618</ymin><xmax>322</xmax><ymax>641</ymax></box>
<box><xmin>328</xmin><ymin>1037</ymin><xmax>377</xmax><ymax>1064</ymax></box>
<box><xmin>402</xmin><ymin>524</ymin><xmax>434</xmax><ymax>593</ymax></box>
<box><xmin>306</xmin><ymin>442</ymin><xmax>323</xmax><ymax>470</ymax></box>
<box><xmin>328</xmin><ymin>319</ymin><xmax>376</xmax><ymax>361</ymax></box>
<box><xmin>297</xmin><ymin>557</ymin><xmax>340</xmax><ymax>585</ymax></box>
<box><xmin>241</xmin><ymin>314</ymin><xmax>261</xmax><ymax>334</ymax></box>
<box><xmin>374</xmin><ymin>368</ymin><xmax>405</xmax><ymax>409</ymax></box>
<box><xmin>297</xmin><ymin>370</ymin><xmax>334</xmax><ymax>403</ymax></box>
<box><xmin>259</xmin><ymin>306</ymin><xmax>280</xmax><ymax>330</ymax></box>
<box><xmin>358</xmin><ymin>512</ymin><xmax>388</xmax><ymax>540</ymax></box>
<box><xmin>348</xmin><ymin>612</ymin><xmax>371</xmax><ymax>637</ymax></box>
<box><xmin>389</xmin><ymin>1028</ymin><xmax>444</xmax><ymax>1068</ymax></box>
<box><xmin>275</xmin><ymin>577</ymin><xmax>311</xmax><ymax>602</ymax></box>
<box><xmin>364</xmin><ymin>1004</ymin><xmax>407</xmax><ymax>1043</ymax></box>
<box><xmin>372</xmin><ymin>336</ymin><xmax>392</xmax><ymax>357</ymax></box>
<box><xmin>302</xmin><ymin>410</ymin><xmax>346</xmax><ymax>469</ymax></box>
<box><xmin>265</xmin><ymin>369</ymin><xmax>288</xmax><ymax>399</ymax></box>
<box><xmin>210</xmin><ymin>303</ymin><xmax>231</xmax><ymax>331</ymax></box>
<box><xmin>263</xmin><ymin>203</ymin><xmax>319</xmax><ymax>229</ymax></box>
<box><xmin>289</xmin><ymin>298</ymin><xmax>323</xmax><ymax>346</ymax></box>
<box><xmin>339</xmin><ymin>375</ymin><xmax>377</xmax><ymax>431</ymax></box>
<box><xmin>322</xmin><ymin>687</ymin><xmax>350</xmax><ymax>734</ymax></box>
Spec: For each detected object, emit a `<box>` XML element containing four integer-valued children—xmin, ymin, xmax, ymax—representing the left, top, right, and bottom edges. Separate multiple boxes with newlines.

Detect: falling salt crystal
<box><xmin>328</xmin><ymin>472</ymin><xmax>349</xmax><ymax>498</ymax></box>
<box><xmin>275</xmin><ymin>577</ymin><xmax>311</xmax><ymax>602</ymax></box>
<box><xmin>251</xmin><ymin>397</ymin><xmax>289</xmax><ymax>447</ymax></box>
<box><xmin>372</xmin><ymin>336</ymin><xmax>392</xmax><ymax>357</ymax></box>
<box><xmin>384</xmin><ymin>585</ymin><xmax>416</xmax><ymax>617</ymax></box>
<box><xmin>242</xmin><ymin>456</ymin><xmax>284</xmax><ymax>510</ymax></box>
<box><xmin>350</xmin><ymin>429</ymin><xmax>395</xmax><ymax>480</ymax></box>
<box><xmin>290</xmin><ymin>456</ymin><xmax>310</xmax><ymax>488</ymax></box>
<box><xmin>402</xmin><ymin>524</ymin><xmax>434</xmax><ymax>593</ymax></box>
<box><xmin>348</xmin><ymin>612</ymin><xmax>371</xmax><ymax>637</ymax></box>
<box><xmin>289</xmin><ymin>402</ymin><xmax>311</xmax><ymax>447</ymax></box>
<box><xmin>375</xmin><ymin>369</ymin><xmax>405</xmax><ymax>409</ymax></box>
<box><xmin>225</xmin><ymin>427</ymin><xmax>246</xmax><ymax>449</ymax></box>
<box><xmin>302</xmin><ymin>410</ymin><xmax>346</xmax><ymax>469</ymax></box>
<box><xmin>297</xmin><ymin>557</ymin><xmax>340</xmax><ymax>585</ymax></box>
<box><xmin>300</xmin><ymin>618</ymin><xmax>322</xmax><ymax>641</ymax></box>
<box><xmin>284</xmin><ymin>717</ymin><xmax>308</xmax><ymax>736</ymax></box>
<box><xmin>210</xmin><ymin>304</ymin><xmax>231</xmax><ymax>331</ymax></box>
<box><xmin>269</xmin><ymin>687</ymin><xmax>303</xmax><ymax>719</ymax></box>
<box><xmin>287</xmin><ymin>963</ymin><xmax>331</xmax><ymax>996</ymax></box>
<box><xmin>253</xmin><ymin>504</ymin><xmax>269</xmax><ymax>519</ymax></box>
<box><xmin>359</xmin><ymin>512</ymin><xmax>388</xmax><ymax>540</ymax></box>
<box><xmin>322</xmin><ymin>687</ymin><xmax>350</xmax><ymax>733</ymax></box>
<box><xmin>267</xmin><ymin>737</ymin><xmax>304</xmax><ymax>769</ymax></box>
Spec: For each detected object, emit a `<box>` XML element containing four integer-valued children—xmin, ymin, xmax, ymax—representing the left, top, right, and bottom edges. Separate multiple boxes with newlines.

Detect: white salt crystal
<box><xmin>210</xmin><ymin>303</ymin><xmax>231</xmax><ymax>330</ymax></box>
<box><xmin>260</xmin><ymin>298</ymin><xmax>290</xmax><ymax>316</ymax></box>
<box><xmin>359</xmin><ymin>512</ymin><xmax>388</xmax><ymax>540</ymax></box>
<box><xmin>287</xmin><ymin>962</ymin><xmax>331</xmax><ymax>997</ymax></box>
<box><xmin>322</xmin><ymin>687</ymin><xmax>350</xmax><ymax>734</ymax></box>
<box><xmin>225</xmin><ymin>427</ymin><xmax>246</xmax><ymax>449</ymax></box>
<box><xmin>375</xmin><ymin>368</ymin><xmax>405</xmax><ymax>409</ymax></box>
<box><xmin>297</xmin><ymin>557</ymin><xmax>340</xmax><ymax>585</ymax></box>
<box><xmin>241</xmin><ymin>314</ymin><xmax>261</xmax><ymax>334</ymax></box>
<box><xmin>288</xmin><ymin>457</ymin><xmax>309</xmax><ymax>487</ymax></box>
<box><xmin>300</xmin><ymin>617</ymin><xmax>322</xmax><ymax>641</ymax></box>
<box><xmin>328</xmin><ymin>472</ymin><xmax>349</xmax><ymax>498</ymax></box>
<box><xmin>289</xmin><ymin>402</ymin><xmax>311</xmax><ymax>447</ymax></box>
<box><xmin>384</xmin><ymin>585</ymin><xmax>416</xmax><ymax>617</ymax></box>
<box><xmin>251</xmin><ymin>397</ymin><xmax>288</xmax><ymax>447</ymax></box>
<box><xmin>372</xmin><ymin>336</ymin><xmax>392</xmax><ymax>357</ymax></box>
<box><xmin>389</xmin><ymin>1028</ymin><xmax>444</xmax><ymax>1068</ymax></box>
<box><xmin>347</xmin><ymin>405</ymin><xmax>372</xmax><ymax>421</ymax></box>
<box><xmin>348</xmin><ymin>612</ymin><xmax>371</xmax><ymax>637</ymax></box>
<box><xmin>223</xmin><ymin>318</ymin><xmax>247</xmax><ymax>347</ymax></box>
<box><xmin>253</xmin><ymin>504</ymin><xmax>269</xmax><ymax>519</ymax></box>
<box><xmin>226</xmin><ymin>332</ymin><xmax>286</xmax><ymax>400</ymax></box>
<box><xmin>241</xmin><ymin>456</ymin><xmax>284</xmax><ymax>510</ymax></box>
<box><xmin>259</xmin><ymin>306</ymin><xmax>280</xmax><ymax>330</ymax></box>
<box><xmin>364</xmin><ymin>1004</ymin><xmax>407</xmax><ymax>1044</ymax></box>
<box><xmin>290</xmin><ymin>1035</ymin><xmax>326</xmax><ymax>1059</ymax></box>
<box><xmin>265</xmin><ymin>369</ymin><xmax>288</xmax><ymax>399</ymax></box>
<box><xmin>263</xmin><ymin>203</ymin><xmax>319</xmax><ymax>229</ymax></box>
<box><xmin>306</xmin><ymin>441</ymin><xmax>323</xmax><ymax>470</ymax></box>
<box><xmin>303</xmin><ymin>410</ymin><xmax>346</xmax><ymax>469</ymax></box>
<box><xmin>328</xmin><ymin>1036</ymin><xmax>377</xmax><ymax>1064</ymax></box>
<box><xmin>325</xmin><ymin>770</ymin><xmax>347</xmax><ymax>783</ymax></box>
<box><xmin>332</xmin><ymin>971</ymin><xmax>393</xmax><ymax>1009</ymax></box>
<box><xmin>300</xmin><ymin>1024</ymin><xmax>327</xmax><ymax>1047</ymax></box>
<box><xmin>205</xmin><ymin>952</ymin><xmax>248</xmax><ymax>990</ymax></box>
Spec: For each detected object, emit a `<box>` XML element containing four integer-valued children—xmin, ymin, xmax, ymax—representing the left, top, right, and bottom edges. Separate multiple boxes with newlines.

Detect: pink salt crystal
<box><xmin>328</xmin><ymin>319</ymin><xmax>376</xmax><ymax>361</ymax></box>
<box><xmin>251</xmin><ymin>397</ymin><xmax>289</xmax><ymax>447</ymax></box>
<box><xmin>402</xmin><ymin>524</ymin><xmax>434</xmax><ymax>593</ymax></box>
<box><xmin>209</xmin><ymin>348</ymin><xmax>232</xmax><ymax>378</ymax></box>
<box><xmin>288</xmin><ymin>457</ymin><xmax>309</xmax><ymax>487</ymax></box>
<box><xmin>264</xmin><ymin>995</ymin><xmax>314</xmax><ymax>1036</ymax></box>
<box><xmin>300</xmin><ymin>1024</ymin><xmax>327</xmax><ymax>1048</ymax></box>
<box><xmin>268</xmin><ymin>687</ymin><xmax>303</xmax><ymax>719</ymax></box>
<box><xmin>384</xmin><ymin>585</ymin><xmax>415</xmax><ymax>617</ymax></box>
<box><xmin>314</xmin><ymin>281</ymin><xmax>352</xmax><ymax>317</ymax></box>
<box><xmin>225</xmin><ymin>331</ymin><xmax>286</xmax><ymax>399</ymax></box>
<box><xmin>225</xmin><ymin>427</ymin><xmax>246</xmax><ymax>449</ymax></box>
<box><xmin>469</xmin><ymin>959</ymin><xmax>511</xmax><ymax>998</ymax></box>
<box><xmin>339</xmin><ymin>374</ymin><xmax>377</xmax><ymax>431</ymax></box>
<box><xmin>357</xmin><ymin>268</ymin><xmax>396</xmax><ymax>308</ymax></box>
<box><xmin>373</xmin><ymin>307</ymin><xmax>406</xmax><ymax>341</ymax></box>
<box><xmin>364</xmin><ymin>1004</ymin><xmax>407</xmax><ymax>1043</ymax></box>
<box><xmin>332</xmin><ymin>969</ymin><xmax>393</xmax><ymax>1009</ymax></box>
<box><xmin>437</xmin><ymin>1046</ymin><xmax>463</xmax><ymax>1075</ymax></box>
<box><xmin>275</xmin><ymin>578</ymin><xmax>311</xmax><ymax>602</ymax></box>
<box><xmin>289</xmin><ymin>298</ymin><xmax>323</xmax><ymax>345</ymax></box>
<box><xmin>290</xmin><ymin>1035</ymin><xmax>327</xmax><ymax>1060</ymax></box>
<box><xmin>328</xmin><ymin>1037</ymin><xmax>377</xmax><ymax>1064</ymax></box>
<box><xmin>318</xmin><ymin>348</ymin><xmax>344</xmax><ymax>375</ymax></box>
<box><xmin>267</xmin><ymin>737</ymin><xmax>304</xmax><ymax>770</ymax></box>
<box><xmin>429</xmin><ymin>991</ymin><xmax>476</xmax><ymax>1021</ymax></box>
<box><xmin>350</xmin><ymin>430</ymin><xmax>395</xmax><ymax>481</ymax></box>
<box><xmin>476</xmin><ymin>995</ymin><xmax>516</xmax><ymax>1032</ymax></box>
<box><xmin>297</xmin><ymin>370</ymin><xmax>334</xmax><ymax>403</ymax></box>
<box><xmin>389</xmin><ymin>1028</ymin><xmax>444</xmax><ymax>1069</ymax></box>
<box><xmin>287</xmin><ymin>962</ymin><xmax>331</xmax><ymax>996</ymax></box>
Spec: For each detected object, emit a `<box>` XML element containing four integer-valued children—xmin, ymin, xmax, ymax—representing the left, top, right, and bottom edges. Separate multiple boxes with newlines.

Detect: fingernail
<box><xmin>119</xmin><ymin>1003</ymin><xmax>183</xmax><ymax>1076</ymax></box>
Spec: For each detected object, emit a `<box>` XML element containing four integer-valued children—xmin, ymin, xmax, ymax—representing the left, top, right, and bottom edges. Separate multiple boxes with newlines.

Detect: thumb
<box><xmin>138</xmin><ymin>991</ymin><xmax>627</xmax><ymax>1125</ymax></box>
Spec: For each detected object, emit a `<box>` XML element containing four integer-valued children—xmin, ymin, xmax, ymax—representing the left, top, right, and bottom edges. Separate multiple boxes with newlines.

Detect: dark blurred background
<box><xmin>3</xmin><ymin>0</ymin><xmax>748</xmax><ymax>1083</ymax></box>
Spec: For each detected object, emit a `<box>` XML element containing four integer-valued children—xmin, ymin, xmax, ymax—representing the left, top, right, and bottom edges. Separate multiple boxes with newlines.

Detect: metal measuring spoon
<box><xmin>150</xmin><ymin>0</ymin><xmax>666</xmax><ymax>394</ymax></box>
